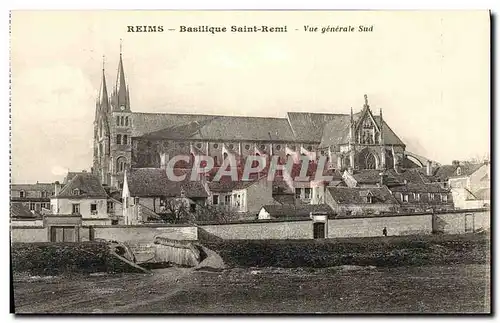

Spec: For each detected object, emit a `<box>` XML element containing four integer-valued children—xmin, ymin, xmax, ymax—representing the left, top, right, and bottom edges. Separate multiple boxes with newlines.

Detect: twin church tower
<box><xmin>92</xmin><ymin>49</ymin><xmax>132</xmax><ymax>189</ymax></box>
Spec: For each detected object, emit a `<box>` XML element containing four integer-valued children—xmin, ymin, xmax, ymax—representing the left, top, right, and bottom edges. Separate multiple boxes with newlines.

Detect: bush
<box><xmin>11</xmin><ymin>242</ymin><xmax>145</xmax><ymax>275</ymax></box>
<box><xmin>202</xmin><ymin>233</ymin><xmax>490</xmax><ymax>268</ymax></box>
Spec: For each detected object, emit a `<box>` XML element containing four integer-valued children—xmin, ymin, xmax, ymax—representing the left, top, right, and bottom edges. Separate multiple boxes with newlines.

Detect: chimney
<box><xmin>54</xmin><ymin>181</ymin><xmax>61</xmax><ymax>196</ymax></box>
<box><xmin>426</xmin><ymin>160</ymin><xmax>433</xmax><ymax>176</ymax></box>
<box><xmin>452</xmin><ymin>160</ymin><xmax>460</xmax><ymax>166</ymax></box>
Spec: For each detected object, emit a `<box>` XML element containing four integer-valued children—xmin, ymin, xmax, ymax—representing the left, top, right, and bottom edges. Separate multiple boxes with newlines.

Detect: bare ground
<box><xmin>13</xmin><ymin>264</ymin><xmax>490</xmax><ymax>314</ymax></box>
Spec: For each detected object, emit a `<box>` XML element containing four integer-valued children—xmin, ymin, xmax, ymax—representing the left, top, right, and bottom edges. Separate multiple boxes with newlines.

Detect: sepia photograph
<box><xmin>9</xmin><ymin>10</ymin><xmax>491</xmax><ymax>314</ymax></box>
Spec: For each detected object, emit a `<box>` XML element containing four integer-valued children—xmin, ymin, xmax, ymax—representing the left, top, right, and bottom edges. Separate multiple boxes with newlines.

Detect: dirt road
<box><xmin>13</xmin><ymin>264</ymin><xmax>490</xmax><ymax>314</ymax></box>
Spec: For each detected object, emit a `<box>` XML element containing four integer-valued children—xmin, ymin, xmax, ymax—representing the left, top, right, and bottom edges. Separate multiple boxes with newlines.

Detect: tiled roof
<box><xmin>133</xmin><ymin>113</ymin><xmax>296</xmax><ymax>142</ymax></box>
<box><xmin>57</xmin><ymin>173</ymin><xmax>107</xmax><ymax>198</ymax></box>
<box><xmin>261</xmin><ymin>204</ymin><xmax>334</xmax><ymax>218</ymax></box>
<box><xmin>11</xmin><ymin>183</ymin><xmax>55</xmax><ymax>193</ymax></box>
<box><xmin>10</xmin><ymin>203</ymin><xmax>36</xmax><ymax>219</ymax></box>
<box><xmin>327</xmin><ymin>186</ymin><xmax>399</xmax><ymax>204</ymax></box>
<box><xmin>127</xmin><ymin>168</ymin><xmax>208</xmax><ymax>198</ymax></box>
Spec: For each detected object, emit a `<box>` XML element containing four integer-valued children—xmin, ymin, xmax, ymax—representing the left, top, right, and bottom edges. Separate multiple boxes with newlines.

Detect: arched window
<box><xmin>117</xmin><ymin>157</ymin><xmax>126</xmax><ymax>172</ymax></box>
<box><xmin>213</xmin><ymin>155</ymin><xmax>219</xmax><ymax>166</ymax></box>
<box><xmin>99</xmin><ymin>122</ymin><xmax>102</xmax><ymax>137</ymax></box>
<box><xmin>116</xmin><ymin>134</ymin><xmax>122</xmax><ymax>145</ymax></box>
<box><xmin>120</xmin><ymin>116</ymin><xmax>124</xmax><ymax>126</ymax></box>
<box><xmin>99</xmin><ymin>142</ymin><xmax>103</xmax><ymax>157</ymax></box>
<box><xmin>223</xmin><ymin>152</ymin><xmax>228</xmax><ymax>160</ymax></box>
<box><xmin>456</xmin><ymin>167</ymin><xmax>462</xmax><ymax>176</ymax></box>
<box><xmin>365</xmin><ymin>153</ymin><xmax>377</xmax><ymax>170</ymax></box>
<box><xmin>116</xmin><ymin>116</ymin><xmax>120</xmax><ymax>126</ymax></box>
<box><xmin>123</xmin><ymin>135</ymin><xmax>128</xmax><ymax>145</ymax></box>
<box><xmin>125</xmin><ymin>116</ymin><xmax>129</xmax><ymax>126</ymax></box>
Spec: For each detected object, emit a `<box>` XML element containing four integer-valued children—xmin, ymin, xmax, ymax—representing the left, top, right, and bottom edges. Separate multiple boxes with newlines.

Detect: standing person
<box><xmin>382</xmin><ymin>227</ymin><xmax>387</xmax><ymax>237</ymax></box>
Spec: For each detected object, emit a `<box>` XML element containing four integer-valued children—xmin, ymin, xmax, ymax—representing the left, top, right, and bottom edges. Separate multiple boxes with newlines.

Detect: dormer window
<box><xmin>456</xmin><ymin>167</ymin><xmax>462</xmax><ymax>176</ymax></box>
<box><xmin>441</xmin><ymin>194</ymin><xmax>448</xmax><ymax>203</ymax></box>
<box><xmin>19</xmin><ymin>190</ymin><xmax>25</xmax><ymax>198</ymax></box>
<box><xmin>41</xmin><ymin>191</ymin><xmax>47</xmax><ymax>198</ymax></box>
<box><xmin>73</xmin><ymin>188</ymin><xmax>80</xmax><ymax>195</ymax></box>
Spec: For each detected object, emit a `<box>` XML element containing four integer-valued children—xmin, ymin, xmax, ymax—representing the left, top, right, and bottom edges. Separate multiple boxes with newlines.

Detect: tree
<box><xmin>159</xmin><ymin>197</ymin><xmax>194</xmax><ymax>224</ymax></box>
<box><xmin>195</xmin><ymin>204</ymin><xmax>237</xmax><ymax>223</ymax></box>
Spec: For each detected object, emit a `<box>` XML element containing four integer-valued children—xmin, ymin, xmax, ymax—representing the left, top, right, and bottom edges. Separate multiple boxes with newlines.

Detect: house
<box><xmin>258</xmin><ymin>204</ymin><xmax>334</xmax><ymax>220</ymax></box>
<box><xmin>325</xmin><ymin>186</ymin><xmax>400</xmax><ymax>217</ymax></box>
<box><xmin>122</xmin><ymin>168</ymin><xmax>209</xmax><ymax>225</ymax></box>
<box><xmin>447</xmin><ymin>161</ymin><xmax>490</xmax><ymax>209</ymax></box>
<box><xmin>10</xmin><ymin>202</ymin><xmax>44</xmax><ymax>227</ymax></box>
<box><xmin>419</xmin><ymin>160</ymin><xmax>490</xmax><ymax>209</ymax></box>
<box><xmin>50</xmin><ymin>172</ymin><xmax>113</xmax><ymax>225</ymax></box>
<box><xmin>10</xmin><ymin>182</ymin><xmax>55</xmax><ymax>213</ymax></box>
<box><xmin>343</xmin><ymin>167</ymin><xmax>454</xmax><ymax>212</ymax></box>
<box><xmin>207</xmin><ymin>175</ymin><xmax>276</xmax><ymax>218</ymax></box>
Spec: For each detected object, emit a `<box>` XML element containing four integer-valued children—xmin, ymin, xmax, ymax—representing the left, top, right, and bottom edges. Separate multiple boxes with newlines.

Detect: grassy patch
<box><xmin>202</xmin><ymin>233</ymin><xmax>490</xmax><ymax>268</ymax></box>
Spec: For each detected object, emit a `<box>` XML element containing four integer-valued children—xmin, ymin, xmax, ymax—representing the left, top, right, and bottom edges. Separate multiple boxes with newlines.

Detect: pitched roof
<box><xmin>57</xmin><ymin>173</ymin><xmax>107</xmax><ymax>198</ymax></box>
<box><xmin>389</xmin><ymin>182</ymin><xmax>449</xmax><ymax>193</ymax></box>
<box><xmin>64</xmin><ymin>172</ymin><xmax>88</xmax><ymax>184</ymax></box>
<box><xmin>351</xmin><ymin>168</ymin><xmax>428</xmax><ymax>186</ymax></box>
<box><xmin>133</xmin><ymin>113</ymin><xmax>296</xmax><ymax>142</ymax></box>
<box><xmin>287</xmin><ymin>112</ymin><xmax>348</xmax><ymax>142</ymax></box>
<box><xmin>451</xmin><ymin>163</ymin><xmax>485</xmax><ymax>178</ymax></box>
<box><xmin>327</xmin><ymin>186</ymin><xmax>399</xmax><ymax>205</ymax></box>
<box><xmin>207</xmin><ymin>175</ymin><xmax>265</xmax><ymax>193</ymax></box>
<box><xmin>127</xmin><ymin>168</ymin><xmax>208</xmax><ymax>198</ymax></box>
<box><xmin>318</xmin><ymin>112</ymin><xmax>405</xmax><ymax>148</ymax></box>
<box><xmin>261</xmin><ymin>204</ymin><xmax>334</xmax><ymax>218</ymax></box>
<box><xmin>10</xmin><ymin>203</ymin><xmax>37</xmax><ymax>219</ymax></box>
<box><xmin>11</xmin><ymin>183</ymin><xmax>55</xmax><ymax>193</ymax></box>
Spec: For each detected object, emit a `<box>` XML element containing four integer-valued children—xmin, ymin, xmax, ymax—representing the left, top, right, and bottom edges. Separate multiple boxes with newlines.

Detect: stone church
<box><xmin>92</xmin><ymin>52</ymin><xmax>426</xmax><ymax>190</ymax></box>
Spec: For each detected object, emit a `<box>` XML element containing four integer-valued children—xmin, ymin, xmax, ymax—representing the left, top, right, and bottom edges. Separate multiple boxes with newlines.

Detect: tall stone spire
<box><xmin>98</xmin><ymin>56</ymin><xmax>109</xmax><ymax>111</ymax></box>
<box><xmin>115</xmin><ymin>39</ymin><xmax>128</xmax><ymax>109</ymax></box>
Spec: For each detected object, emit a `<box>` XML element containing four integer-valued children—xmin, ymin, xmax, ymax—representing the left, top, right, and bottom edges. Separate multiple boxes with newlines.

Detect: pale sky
<box><xmin>10</xmin><ymin>10</ymin><xmax>490</xmax><ymax>183</ymax></box>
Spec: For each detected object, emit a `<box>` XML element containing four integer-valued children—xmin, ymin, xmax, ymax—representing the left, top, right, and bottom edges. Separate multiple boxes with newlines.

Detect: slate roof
<box><xmin>11</xmin><ymin>183</ymin><xmax>55</xmax><ymax>193</ymax></box>
<box><xmin>389</xmin><ymin>182</ymin><xmax>449</xmax><ymax>193</ymax></box>
<box><xmin>450</xmin><ymin>163</ymin><xmax>485</xmax><ymax>178</ymax></box>
<box><xmin>57</xmin><ymin>173</ymin><xmax>108</xmax><ymax>199</ymax></box>
<box><xmin>318</xmin><ymin>114</ymin><xmax>405</xmax><ymax>148</ymax></box>
<box><xmin>327</xmin><ymin>186</ymin><xmax>399</xmax><ymax>205</ymax></box>
<box><xmin>287</xmin><ymin>112</ymin><xmax>350</xmax><ymax>143</ymax></box>
<box><xmin>351</xmin><ymin>168</ymin><xmax>428</xmax><ymax>186</ymax></box>
<box><xmin>261</xmin><ymin>204</ymin><xmax>334</xmax><ymax>218</ymax></box>
<box><xmin>64</xmin><ymin>172</ymin><xmax>88</xmax><ymax>184</ymax></box>
<box><xmin>133</xmin><ymin>113</ymin><xmax>296</xmax><ymax>142</ymax></box>
<box><xmin>127</xmin><ymin>168</ymin><xmax>208</xmax><ymax>198</ymax></box>
<box><xmin>272</xmin><ymin>194</ymin><xmax>296</xmax><ymax>205</ymax></box>
<box><xmin>207</xmin><ymin>175</ymin><xmax>265</xmax><ymax>193</ymax></box>
<box><xmin>10</xmin><ymin>203</ymin><xmax>37</xmax><ymax>219</ymax></box>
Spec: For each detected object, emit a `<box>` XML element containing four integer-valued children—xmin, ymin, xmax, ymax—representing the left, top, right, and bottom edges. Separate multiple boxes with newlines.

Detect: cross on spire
<box><xmin>102</xmin><ymin>55</ymin><xmax>105</xmax><ymax>71</ymax></box>
<box><xmin>364</xmin><ymin>94</ymin><xmax>369</xmax><ymax>108</ymax></box>
<box><xmin>119</xmin><ymin>38</ymin><xmax>123</xmax><ymax>56</ymax></box>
